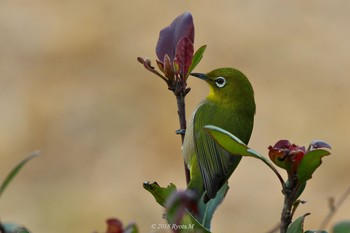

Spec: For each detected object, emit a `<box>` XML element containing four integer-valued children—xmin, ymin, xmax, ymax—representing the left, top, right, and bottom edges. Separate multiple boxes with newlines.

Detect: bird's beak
<box><xmin>190</xmin><ymin>73</ymin><xmax>209</xmax><ymax>81</ymax></box>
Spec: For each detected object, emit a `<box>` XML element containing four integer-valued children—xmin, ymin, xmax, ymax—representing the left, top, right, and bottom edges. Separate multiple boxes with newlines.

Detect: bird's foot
<box><xmin>175</xmin><ymin>129</ymin><xmax>186</xmax><ymax>135</ymax></box>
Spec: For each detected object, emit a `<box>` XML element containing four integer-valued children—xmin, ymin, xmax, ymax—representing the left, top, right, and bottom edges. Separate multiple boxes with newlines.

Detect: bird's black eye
<box><xmin>215</xmin><ymin>77</ymin><xmax>226</xmax><ymax>88</ymax></box>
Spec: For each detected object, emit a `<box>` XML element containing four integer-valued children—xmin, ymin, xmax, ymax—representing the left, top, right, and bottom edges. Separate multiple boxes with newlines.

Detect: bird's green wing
<box><xmin>193</xmin><ymin>103</ymin><xmax>242</xmax><ymax>201</ymax></box>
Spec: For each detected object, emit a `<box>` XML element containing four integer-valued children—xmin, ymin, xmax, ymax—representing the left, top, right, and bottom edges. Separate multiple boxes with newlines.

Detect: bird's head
<box><xmin>191</xmin><ymin>67</ymin><xmax>255</xmax><ymax>107</ymax></box>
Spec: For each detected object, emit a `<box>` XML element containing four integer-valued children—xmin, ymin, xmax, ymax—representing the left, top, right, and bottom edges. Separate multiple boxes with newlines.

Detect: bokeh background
<box><xmin>1</xmin><ymin>1</ymin><xmax>350</xmax><ymax>232</ymax></box>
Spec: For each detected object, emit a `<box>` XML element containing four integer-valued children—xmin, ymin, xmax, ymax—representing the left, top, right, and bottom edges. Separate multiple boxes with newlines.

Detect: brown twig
<box><xmin>138</xmin><ymin>57</ymin><xmax>191</xmax><ymax>185</ymax></box>
<box><xmin>318</xmin><ymin>185</ymin><xmax>350</xmax><ymax>230</ymax></box>
<box><xmin>173</xmin><ymin>76</ymin><xmax>191</xmax><ymax>185</ymax></box>
<box><xmin>175</xmin><ymin>93</ymin><xmax>191</xmax><ymax>184</ymax></box>
<box><xmin>280</xmin><ymin>175</ymin><xmax>299</xmax><ymax>233</ymax></box>
<box><xmin>265</xmin><ymin>222</ymin><xmax>280</xmax><ymax>233</ymax></box>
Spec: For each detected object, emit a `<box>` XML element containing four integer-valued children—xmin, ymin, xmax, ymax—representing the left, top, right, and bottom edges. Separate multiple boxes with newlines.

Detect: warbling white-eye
<box><xmin>182</xmin><ymin>67</ymin><xmax>256</xmax><ymax>203</ymax></box>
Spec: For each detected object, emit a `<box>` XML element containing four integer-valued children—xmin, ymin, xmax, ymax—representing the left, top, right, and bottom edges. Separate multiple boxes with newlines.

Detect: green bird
<box><xmin>182</xmin><ymin>67</ymin><xmax>256</xmax><ymax>203</ymax></box>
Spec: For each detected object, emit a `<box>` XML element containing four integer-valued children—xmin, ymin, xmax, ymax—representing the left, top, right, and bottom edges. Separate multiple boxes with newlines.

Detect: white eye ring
<box><xmin>215</xmin><ymin>77</ymin><xmax>226</xmax><ymax>88</ymax></box>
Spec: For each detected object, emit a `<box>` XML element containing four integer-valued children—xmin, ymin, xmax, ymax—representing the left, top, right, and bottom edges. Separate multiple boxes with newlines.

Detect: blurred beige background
<box><xmin>0</xmin><ymin>1</ymin><xmax>350</xmax><ymax>232</ymax></box>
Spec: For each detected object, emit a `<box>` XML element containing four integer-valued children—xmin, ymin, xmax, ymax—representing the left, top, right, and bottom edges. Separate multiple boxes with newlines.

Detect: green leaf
<box><xmin>205</xmin><ymin>125</ymin><xmax>284</xmax><ymax>170</ymax></box>
<box><xmin>204</xmin><ymin>125</ymin><xmax>285</xmax><ymax>186</ymax></box>
<box><xmin>287</xmin><ymin>214</ymin><xmax>309</xmax><ymax>233</ymax></box>
<box><xmin>297</xmin><ymin>148</ymin><xmax>331</xmax><ymax>184</ymax></box>
<box><xmin>0</xmin><ymin>151</ymin><xmax>40</xmax><ymax>200</ymax></box>
<box><xmin>188</xmin><ymin>45</ymin><xmax>207</xmax><ymax>75</ymax></box>
<box><xmin>197</xmin><ymin>182</ymin><xmax>229</xmax><ymax>229</ymax></box>
<box><xmin>1</xmin><ymin>222</ymin><xmax>30</xmax><ymax>233</ymax></box>
<box><xmin>204</xmin><ymin>125</ymin><xmax>261</xmax><ymax>158</ymax></box>
<box><xmin>333</xmin><ymin>221</ymin><xmax>350</xmax><ymax>233</ymax></box>
<box><xmin>124</xmin><ymin>222</ymin><xmax>138</xmax><ymax>233</ymax></box>
<box><xmin>143</xmin><ymin>181</ymin><xmax>176</xmax><ymax>207</ymax></box>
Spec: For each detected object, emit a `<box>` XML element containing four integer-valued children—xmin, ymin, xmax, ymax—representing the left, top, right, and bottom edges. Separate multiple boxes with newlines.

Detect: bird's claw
<box><xmin>176</xmin><ymin>129</ymin><xmax>186</xmax><ymax>135</ymax></box>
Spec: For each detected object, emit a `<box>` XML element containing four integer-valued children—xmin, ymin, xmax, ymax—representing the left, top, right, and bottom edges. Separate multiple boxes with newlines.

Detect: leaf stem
<box><xmin>256</xmin><ymin>155</ymin><xmax>285</xmax><ymax>189</ymax></box>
